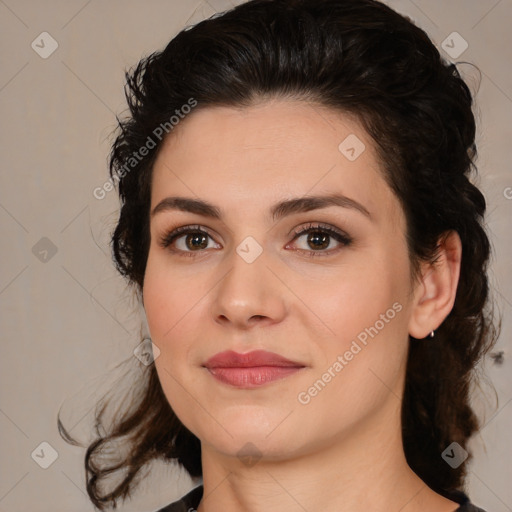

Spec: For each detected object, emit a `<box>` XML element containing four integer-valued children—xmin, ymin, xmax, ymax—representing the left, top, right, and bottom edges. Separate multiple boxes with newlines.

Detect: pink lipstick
<box><xmin>203</xmin><ymin>350</ymin><xmax>305</xmax><ymax>388</ymax></box>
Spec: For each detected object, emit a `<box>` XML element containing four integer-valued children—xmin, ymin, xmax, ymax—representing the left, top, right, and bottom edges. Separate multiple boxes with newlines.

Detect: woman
<box><xmin>59</xmin><ymin>0</ymin><xmax>499</xmax><ymax>510</ymax></box>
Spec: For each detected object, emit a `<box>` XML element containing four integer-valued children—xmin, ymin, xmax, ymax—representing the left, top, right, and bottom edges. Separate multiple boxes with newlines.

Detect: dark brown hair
<box><xmin>58</xmin><ymin>0</ymin><xmax>499</xmax><ymax>509</ymax></box>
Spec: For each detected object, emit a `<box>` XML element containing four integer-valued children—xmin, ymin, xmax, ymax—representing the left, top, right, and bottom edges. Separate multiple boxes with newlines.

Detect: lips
<box><xmin>203</xmin><ymin>350</ymin><xmax>305</xmax><ymax>388</ymax></box>
<box><xmin>204</xmin><ymin>350</ymin><xmax>303</xmax><ymax>368</ymax></box>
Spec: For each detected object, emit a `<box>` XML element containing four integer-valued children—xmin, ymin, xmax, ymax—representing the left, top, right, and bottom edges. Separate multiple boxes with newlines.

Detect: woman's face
<box><xmin>143</xmin><ymin>99</ymin><xmax>418</xmax><ymax>462</ymax></box>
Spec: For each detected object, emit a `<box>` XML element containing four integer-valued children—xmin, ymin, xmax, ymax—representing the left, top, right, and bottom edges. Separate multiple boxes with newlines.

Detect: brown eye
<box><xmin>304</xmin><ymin>231</ymin><xmax>330</xmax><ymax>250</ymax></box>
<box><xmin>182</xmin><ymin>232</ymin><xmax>209</xmax><ymax>250</ymax></box>
<box><xmin>289</xmin><ymin>223</ymin><xmax>352</xmax><ymax>257</ymax></box>
<box><xmin>159</xmin><ymin>225</ymin><xmax>220</xmax><ymax>256</ymax></box>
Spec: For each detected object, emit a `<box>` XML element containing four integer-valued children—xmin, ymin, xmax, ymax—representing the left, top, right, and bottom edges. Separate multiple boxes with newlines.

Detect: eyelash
<box><xmin>158</xmin><ymin>222</ymin><xmax>352</xmax><ymax>259</ymax></box>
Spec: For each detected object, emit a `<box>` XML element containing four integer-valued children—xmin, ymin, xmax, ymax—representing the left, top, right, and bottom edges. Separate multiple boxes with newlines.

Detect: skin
<box><xmin>142</xmin><ymin>99</ymin><xmax>462</xmax><ymax>512</ymax></box>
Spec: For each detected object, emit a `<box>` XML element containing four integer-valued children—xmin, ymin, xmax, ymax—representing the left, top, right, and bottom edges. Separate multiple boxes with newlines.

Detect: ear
<box><xmin>408</xmin><ymin>230</ymin><xmax>462</xmax><ymax>339</ymax></box>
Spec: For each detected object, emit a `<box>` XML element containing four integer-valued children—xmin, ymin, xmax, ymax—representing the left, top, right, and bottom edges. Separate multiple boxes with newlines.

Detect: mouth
<box><xmin>203</xmin><ymin>350</ymin><xmax>306</xmax><ymax>388</ymax></box>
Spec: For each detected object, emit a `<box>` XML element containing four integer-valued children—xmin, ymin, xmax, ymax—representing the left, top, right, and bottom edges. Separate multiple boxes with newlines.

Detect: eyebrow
<box><xmin>151</xmin><ymin>193</ymin><xmax>372</xmax><ymax>222</ymax></box>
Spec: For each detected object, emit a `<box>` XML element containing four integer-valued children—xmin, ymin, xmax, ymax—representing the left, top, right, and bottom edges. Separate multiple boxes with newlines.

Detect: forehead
<box><xmin>150</xmin><ymin>100</ymin><xmax>403</xmax><ymax>228</ymax></box>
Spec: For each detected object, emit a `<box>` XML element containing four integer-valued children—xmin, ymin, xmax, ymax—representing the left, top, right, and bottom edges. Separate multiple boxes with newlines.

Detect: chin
<box><xmin>205</xmin><ymin>431</ymin><xmax>297</xmax><ymax>463</ymax></box>
<box><xmin>190</xmin><ymin>407</ymin><xmax>298</xmax><ymax>455</ymax></box>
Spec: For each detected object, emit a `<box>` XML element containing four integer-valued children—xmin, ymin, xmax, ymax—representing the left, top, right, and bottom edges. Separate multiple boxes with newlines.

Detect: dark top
<box><xmin>155</xmin><ymin>484</ymin><xmax>488</xmax><ymax>511</ymax></box>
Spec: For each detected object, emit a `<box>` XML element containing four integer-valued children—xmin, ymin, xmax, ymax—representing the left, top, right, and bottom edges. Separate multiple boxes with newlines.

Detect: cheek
<box><xmin>294</xmin><ymin>277</ymin><xmax>409</xmax><ymax>437</ymax></box>
<box><xmin>305</xmin><ymin>256</ymin><xmax>405</xmax><ymax>338</ymax></box>
<box><xmin>142</xmin><ymin>253</ymin><xmax>213</xmax><ymax>377</ymax></box>
<box><xmin>300</xmin><ymin>247</ymin><xmax>411</xmax><ymax>402</ymax></box>
<box><xmin>143</xmin><ymin>261</ymin><xmax>201</xmax><ymax>427</ymax></box>
<box><xmin>142</xmin><ymin>253</ymin><xmax>194</xmax><ymax>341</ymax></box>
<box><xmin>143</xmin><ymin>263</ymin><xmax>191</xmax><ymax>396</ymax></box>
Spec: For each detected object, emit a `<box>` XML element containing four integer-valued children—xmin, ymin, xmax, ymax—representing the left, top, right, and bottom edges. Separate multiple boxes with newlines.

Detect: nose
<box><xmin>211</xmin><ymin>246</ymin><xmax>287</xmax><ymax>331</ymax></box>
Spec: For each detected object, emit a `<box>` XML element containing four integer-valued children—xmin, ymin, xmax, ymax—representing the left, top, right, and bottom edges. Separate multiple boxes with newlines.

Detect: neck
<box><xmin>196</xmin><ymin>397</ymin><xmax>452</xmax><ymax>512</ymax></box>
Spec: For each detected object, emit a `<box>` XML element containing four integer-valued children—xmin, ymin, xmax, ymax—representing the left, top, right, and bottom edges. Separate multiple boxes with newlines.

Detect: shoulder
<box><xmin>153</xmin><ymin>485</ymin><xmax>490</xmax><ymax>512</ymax></box>
<box><xmin>154</xmin><ymin>485</ymin><xmax>203</xmax><ymax>512</ymax></box>
<box><xmin>456</xmin><ymin>503</ymin><xmax>489</xmax><ymax>512</ymax></box>
<box><xmin>456</xmin><ymin>503</ymin><xmax>488</xmax><ymax>512</ymax></box>
<box><xmin>442</xmin><ymin>488</ymin><xmax>489</xmax><ymax>512</ymax></box>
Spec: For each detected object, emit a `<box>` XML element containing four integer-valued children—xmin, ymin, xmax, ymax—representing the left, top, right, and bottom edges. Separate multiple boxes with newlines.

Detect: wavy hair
<box><xmin>58</xmin><ymin>0</ymin><xmax>499</xmax><ymax>509</ymax></box>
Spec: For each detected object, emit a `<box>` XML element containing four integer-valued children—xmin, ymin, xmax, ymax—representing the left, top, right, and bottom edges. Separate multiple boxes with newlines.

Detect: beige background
<box><xmin>0</xmin><ymin>0</ymin><xmax>511</xmax><ymax>511</ymax></box>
